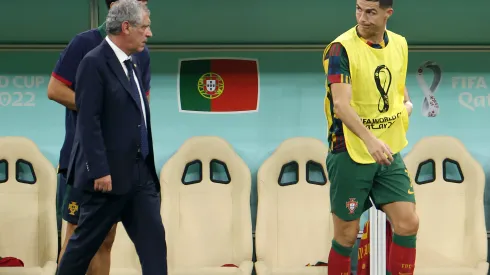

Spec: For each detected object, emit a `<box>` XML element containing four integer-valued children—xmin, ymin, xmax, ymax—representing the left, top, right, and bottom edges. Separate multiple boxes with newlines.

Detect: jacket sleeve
<box><xmin>75</xmin><ymin>55</ymin><xmax>110</xmax><ymax>179</ymax></box>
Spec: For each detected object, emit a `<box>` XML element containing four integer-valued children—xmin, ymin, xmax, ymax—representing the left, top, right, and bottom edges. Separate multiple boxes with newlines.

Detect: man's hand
<box><xmin>404</xmin><ymin>101</ymin><xmax>413</xmax><ymax>116</ymax></box>
<box><xmin>94</xmin><ymin>175</ymin><xmax>112</xmax><ymax>192</ymax></box>
<box><xmin>363</xmin><ymin>136</ymin><xmax>394</xmax><ymax>166</ymax></box>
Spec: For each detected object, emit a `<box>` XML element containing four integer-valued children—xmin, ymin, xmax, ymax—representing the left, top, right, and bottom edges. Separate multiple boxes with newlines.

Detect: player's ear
<box><xmin>386</xmin><ymin>8</ymin><xmax>393</xmax><ymax>18</ymax></box>
<box><xmin>110</xmin><ymin>1</ymin><xmax>116</xmax><ymax>8</ymax></box>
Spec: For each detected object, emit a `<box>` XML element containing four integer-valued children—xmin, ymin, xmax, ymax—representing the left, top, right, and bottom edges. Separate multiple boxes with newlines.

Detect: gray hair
<box><xmin>105</xmin><ymin>0</ymin><xmax>150</xmax><ymax>35</ymax></box>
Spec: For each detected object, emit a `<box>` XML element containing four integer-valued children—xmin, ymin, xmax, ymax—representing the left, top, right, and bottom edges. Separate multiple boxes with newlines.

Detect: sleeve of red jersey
<box><xmin>52</xmin><ymin>35</ymin><xmax>86</xmax><ymax>88</ymax></box>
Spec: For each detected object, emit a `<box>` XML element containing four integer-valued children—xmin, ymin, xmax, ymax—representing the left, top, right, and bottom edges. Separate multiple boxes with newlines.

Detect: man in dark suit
<box><xmin>56</xmin><ymin>0</ymin><xmax>167</xmax><ymax>274</ymax></box>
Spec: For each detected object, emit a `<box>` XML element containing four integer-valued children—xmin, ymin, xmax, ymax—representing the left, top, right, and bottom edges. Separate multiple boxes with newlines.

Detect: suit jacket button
<box><xmin>138</xmin><ymin>124</ymin><xmax>141</xmax><ymax>128</ymax></box>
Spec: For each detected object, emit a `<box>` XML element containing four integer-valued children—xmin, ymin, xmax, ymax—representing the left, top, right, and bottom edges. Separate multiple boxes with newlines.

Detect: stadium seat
<box><xmin>403</xmin><ymin>136</ymin><xmax>488</xmax><ymax>274</ymax></box>
<box><xmin>0</xmin><ymin>137</ymin><xmax>57</xmax><ymax>275</ymax></box>
<box><xmin>160</xmin><ymin>136</ymin><xmax>253</xmax><ymax>275</ymax></box>
<box><xmin>255</xmin><ymin>137</ymin><xmax>331</xmax><ymax>275</ymax></box>
<box><xmin>61</xmin><ymin>220</ymin><xmax>141</xmax><ymax>275</ymax></box>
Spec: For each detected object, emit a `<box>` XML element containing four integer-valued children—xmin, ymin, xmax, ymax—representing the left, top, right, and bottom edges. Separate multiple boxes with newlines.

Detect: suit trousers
<box><xmin>56</xmin><ymin>157</ymin><xmax>167</xmax><ymax>275</ymax></box>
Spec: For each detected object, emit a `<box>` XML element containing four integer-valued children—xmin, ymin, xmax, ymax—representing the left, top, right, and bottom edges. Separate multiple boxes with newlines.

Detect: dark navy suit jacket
<box><xmin>66</xmin><ymin>39</ymin><xmax>159</xmax><ymax>195</ymax></box>
<box><xmin>52</xmin><ymin>26</ymin><xmax>151</xmax><ymax>174</ymax></box>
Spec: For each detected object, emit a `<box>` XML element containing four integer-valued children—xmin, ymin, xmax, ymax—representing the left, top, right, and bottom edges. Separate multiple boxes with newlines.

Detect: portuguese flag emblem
<box><xmin>178</xmin><ymin>58</ymin><xmax>260</xmax><ymax>113</ymax></box>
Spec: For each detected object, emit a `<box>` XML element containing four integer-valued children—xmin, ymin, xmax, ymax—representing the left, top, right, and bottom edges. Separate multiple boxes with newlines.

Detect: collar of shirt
<box><xmin>105</xmin><ymin>36</ymin><xmax>132</xmax><ymax>66</ymax></box>
<box><xmin>105</xmin><ymin>36</ymin><xmax>148</xmax><ymax>128</ymax></box>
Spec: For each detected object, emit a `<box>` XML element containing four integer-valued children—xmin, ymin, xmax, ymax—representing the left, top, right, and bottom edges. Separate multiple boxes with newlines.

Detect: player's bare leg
<box><xmin>328</xmin><ymin>213</ymin><xmax>360</xmax><ymax>274</ymax></box>
<box><xmin>58</xmin><ymin>222</ymin><xmax>76</xmax><ymax>264</ymax></box>
<box><xmin>59</xmin><ymin>223</ymin><xmax>117</xmax><ymax>275</ymax></box>
<box><xmin>382</xmin><ymin>201</ymin><xmax>419</xmax><ymax>274</ymax></box>
<box><xmin>332</xmin><ymin>214</ymin><xmax>360</xmax><ymax>247</ymax></box>
<box><xmin>86</xmin><ymin>224</ymin><xmax>118</xmax><ymax>275</ymax></box>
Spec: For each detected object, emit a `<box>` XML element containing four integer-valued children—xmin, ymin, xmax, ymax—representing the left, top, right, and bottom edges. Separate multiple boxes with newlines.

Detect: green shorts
<box><xmin>327</xmin><ymin>151</ymin><xmax>415</xmax><ymax>221</ymax></box>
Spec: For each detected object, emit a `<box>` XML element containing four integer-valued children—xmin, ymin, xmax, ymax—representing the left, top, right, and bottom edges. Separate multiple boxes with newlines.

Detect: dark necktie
<box><xmin>123</xmin><ymin>59</ymin><xmax>149</xmax><ymax>159</ymax></box>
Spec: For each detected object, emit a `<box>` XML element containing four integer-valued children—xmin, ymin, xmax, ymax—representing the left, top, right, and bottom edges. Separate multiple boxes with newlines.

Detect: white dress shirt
<box><xmin>105</xmin><ymin>36</ymin><xmax>147</xmax><ymax>127</ymax></box>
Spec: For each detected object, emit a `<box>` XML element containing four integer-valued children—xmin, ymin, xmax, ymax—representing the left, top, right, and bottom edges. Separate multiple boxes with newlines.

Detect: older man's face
<box><xmin>128</xmin><ymin>10</ymin><xmax>152</xmax><ymax>53</ymax></box>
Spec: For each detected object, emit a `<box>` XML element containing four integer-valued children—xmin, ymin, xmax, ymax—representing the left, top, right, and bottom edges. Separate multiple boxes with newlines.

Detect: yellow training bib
<box><xmin>324</xmin><ymin>26</ymin><xmax>409</xmax><ymax>164</ymax></box>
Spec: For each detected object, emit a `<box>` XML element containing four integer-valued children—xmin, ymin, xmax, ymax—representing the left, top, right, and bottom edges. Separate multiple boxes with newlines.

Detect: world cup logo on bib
<box><xmin>417</xmin><ymin>61</ymin><xmax>442</xmax><ymax>117</ymax></box>
<box><xmin>374</xmin><ymin>65</ymin><xmax>392</xmax><ymax>113</ymax></box>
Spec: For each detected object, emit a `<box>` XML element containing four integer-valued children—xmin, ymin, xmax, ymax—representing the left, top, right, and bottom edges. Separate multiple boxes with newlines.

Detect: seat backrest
<box><xmin>0</xmin><ymin>136</ymin><xmax>57</xmax><ymax>267</ymax></box>
<box><xmin>404</xmin><ymin>136</ymin><xmax>487</xmax><ymax>266</ymax></box>
<box><xmin>160</xmin><ymin>136</ymin><xmax>252</xmax><ymax>268</ymax></box>
<box><xmin>255</xmin><ymin>137</ymin><xmax>332</xmax><ymax>268</ymax></box>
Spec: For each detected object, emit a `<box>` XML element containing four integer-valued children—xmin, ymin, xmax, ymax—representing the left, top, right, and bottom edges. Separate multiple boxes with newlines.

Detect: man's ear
<box><xmin>386</xmin><ymin>8</ymin><xmax>394</xmax><ymax>18</ymax></box>
<box><xmin>110</xmin><ymin>1</ymin><xmax>116</xmax><ymax>8</ymax></box>
<box><xmin>121</xmin><ymin>21</ymin><xmax>131</xmax><ymax>35</ymax></box>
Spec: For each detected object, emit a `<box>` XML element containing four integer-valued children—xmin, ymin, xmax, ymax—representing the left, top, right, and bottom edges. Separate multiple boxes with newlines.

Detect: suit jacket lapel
<box><xmin>102</xmin><ymin>40</ymin><xmax>140</xmax><ymax>108</ymax></box>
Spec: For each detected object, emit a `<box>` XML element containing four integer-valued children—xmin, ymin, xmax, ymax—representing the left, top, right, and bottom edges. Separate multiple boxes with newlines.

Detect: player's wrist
<box><xmin>404</xmin><ymin>101</ymin><xmax>413</xmax><ymax>116</ymax></box>
<box><xmin>360</xmin><ymin>129</ymin><xmax>375</xmax><ymax>143</ymax></box>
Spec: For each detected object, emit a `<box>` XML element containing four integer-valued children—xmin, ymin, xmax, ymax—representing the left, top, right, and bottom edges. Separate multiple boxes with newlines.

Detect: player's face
<box><xmin>129</xmin><ymin>10</ymin><xmax>152</xmax><ymax>53</ymax></box>
<box><xmin>355</xmin><ymin>0</ymin><xmax>393</xmax><ymax>36</ymax></box>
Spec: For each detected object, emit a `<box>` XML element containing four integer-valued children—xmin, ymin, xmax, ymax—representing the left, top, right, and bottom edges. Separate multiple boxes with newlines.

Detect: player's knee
<box><xmin>392</xmin><ymin>212</ymin><xmax>419</xmax><ymax>236</ymax></box>
<box><xmin>340</xmin><ymin>224</ymin><xmax>359</xmax><ymax>246</ymax></box>
<box><xmin>333</xmin><ymin>215</ymin><xmax>359</xmax><ymax>247</ymax></box>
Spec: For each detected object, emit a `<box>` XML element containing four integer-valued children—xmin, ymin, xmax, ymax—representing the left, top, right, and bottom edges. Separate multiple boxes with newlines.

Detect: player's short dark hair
<box><xmin>105</xmin><ymin>0</ymin><xmax>147</xmax><ymax>9</ymax></box>
<box><xmin>366</xmin><ymin>0</ymin><xmax>392</xmax><ymax>8</ymax></box>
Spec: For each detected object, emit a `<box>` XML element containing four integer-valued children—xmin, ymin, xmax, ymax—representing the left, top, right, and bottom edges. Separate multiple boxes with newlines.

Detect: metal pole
<box><xmin>378</xmin><ymin>211</ymin><xmax>387</xmax><ymax>274</ymax></box>
<box><xmin>90</xmin><ymin>0</ymin><xmax>99</xmax><ymax>29</ymax></box>
<box><xmin>369</xmin><ymin>203</ymin><xmax>378</xmax><ymax>275</ymax></box>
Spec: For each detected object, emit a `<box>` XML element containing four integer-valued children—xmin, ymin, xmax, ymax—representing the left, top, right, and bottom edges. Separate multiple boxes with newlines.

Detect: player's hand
<box><xmin>364</xmin><ymin>137</ymin><xmax>393</xmax><ymax>165</ymax></box>
<box><xmin>404</xmin><ymin>101</ymin><xmax>413</xmax><ymax>116</ymax></box>
<box><xmin>94</xmin><ymin>175</ymin><xmax>112</xmax><ymax>192</ymax></box>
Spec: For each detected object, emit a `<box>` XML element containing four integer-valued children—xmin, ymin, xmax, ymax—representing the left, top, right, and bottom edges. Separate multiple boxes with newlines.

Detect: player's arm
<box><xmin>324</xmin><ymin>43</ymin><xmax>374</xmax><ymax>142</ymax></box>
<box><xmin>331</xmin><ymin>85</ymin><xmax>374</xmax><ymax>143</ymax></box>
<box><xmin>75</xmin><ymin>55</ymin><xmax>110</xmax><ymax>180</ymax></box>
<box><xmin>404</xmin><ymin>86</ymin><xmax>413</xmax><ymax>116</ymax></box>
<box><xmin>325</xmin><ymin>43</ymin><xmax>392</xmax><ymax>164</ymax></box>
<box><xmin>47</xmin><ymin>35</ymin><xmax>86</xmax><ymax>111</ymax></box>
<box><xmin>47</xmin><ymin>77</ymin><xmax>76</xmax><ymax>110</ymax></box>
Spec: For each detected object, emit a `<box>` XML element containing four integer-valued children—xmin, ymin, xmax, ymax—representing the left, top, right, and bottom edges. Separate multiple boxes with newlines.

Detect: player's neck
<box><xmin>357</xmin><ymin>26</ymin><xmax>385</xmax><ymax>45</ymax></box>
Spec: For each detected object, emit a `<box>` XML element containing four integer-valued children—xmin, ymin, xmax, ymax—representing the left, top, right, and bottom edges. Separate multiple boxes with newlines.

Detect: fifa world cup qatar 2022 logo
<box><xmin>416</xmin><ymin>61</ymin><xmax>442</xmax><ymax>117</ymax></box>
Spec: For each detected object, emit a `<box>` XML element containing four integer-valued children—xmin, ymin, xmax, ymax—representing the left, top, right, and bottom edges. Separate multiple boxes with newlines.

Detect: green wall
<box><xmin>2</xmin><ymin>0</ymin><xmax>488</xmax><ymax>45</ymax></box>
<box><xmin>0</xmin><ymin>0</ymin><xmax>91</xmax><ymax>44</ymax></box>
<box><xmin>97</xmin><ymin>0</ymin><xmax>490</xmax><ymax>45</ymax></box>
<box><xmin>0</xmin><ymin>52</ymin><xmax>59</xmax><ymax>73</ymax></box>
